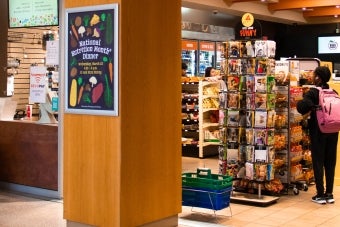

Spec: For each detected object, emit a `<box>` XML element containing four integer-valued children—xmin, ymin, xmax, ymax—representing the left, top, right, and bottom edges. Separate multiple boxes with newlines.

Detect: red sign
<box><xmin>200</xmin><ymin>41</ymin><xmax>215</xmax><ymax>51</ymax></box>
<box><xmin>182</xmin><ymin>40</ymin><xmax>198</xmax><ymax>50</ymax></box>
<box><xmin>240</xmin><ymin>28</ymin><xmax>257</xmax><ymax>37</ymax></box>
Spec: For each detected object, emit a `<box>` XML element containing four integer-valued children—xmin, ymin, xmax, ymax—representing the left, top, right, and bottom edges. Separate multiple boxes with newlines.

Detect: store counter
<box><xmin>0</xmin><ymin>120</ymin><xmax>58</xmax><ymax>190</ymax></box>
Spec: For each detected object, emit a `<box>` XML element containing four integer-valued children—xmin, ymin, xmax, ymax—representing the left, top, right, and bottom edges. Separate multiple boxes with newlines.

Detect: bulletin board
<box><xmin>65</xmin><ymin>4</ymin><xmax>119</xmax><ymax>116</ymax></box>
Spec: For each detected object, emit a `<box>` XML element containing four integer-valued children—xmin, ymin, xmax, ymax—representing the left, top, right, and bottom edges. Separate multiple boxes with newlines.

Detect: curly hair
<box><xmin>314</xmin><ymin>66</ymin><xmax>331</xmax><ymax>84</ymax></box>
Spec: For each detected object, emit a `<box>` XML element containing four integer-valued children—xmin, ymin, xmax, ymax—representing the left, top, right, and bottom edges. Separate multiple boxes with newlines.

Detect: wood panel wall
<box><xmin>7</xmin><ymin>27</ymin><xmax>58</xmax><ymax>115</ymax></box>
<box><xmin>63</xmin><ymin>0</ymin><xmax>182</xmax><ymax>226</ymax></box>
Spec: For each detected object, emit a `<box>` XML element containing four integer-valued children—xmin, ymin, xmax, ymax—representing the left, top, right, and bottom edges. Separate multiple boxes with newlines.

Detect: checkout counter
<box><xmin>0</xmin><ymin>97</ymin><xmax>58</xmax><ymax>195</ymax></box>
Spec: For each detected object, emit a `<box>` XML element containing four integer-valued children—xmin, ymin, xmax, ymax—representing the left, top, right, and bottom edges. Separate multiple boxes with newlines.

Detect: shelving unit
<box><xmin>199</xmin><ymin>81</ymin><xmax>222</xmax><ymax>158</ymax></box>
<box><xmin>283</xmin><ymin>58</ymin><xmax>320</xmax><ymax>193</ymax></box>
<box><xmin>182</xmin><ymin>80</ymin><xmax>222</xmax><ymax>158</ymax></box>
<box><xmin>182</xmin><ymin>81</ymin><xmax>200</xmax><ymax>157</ymax></box>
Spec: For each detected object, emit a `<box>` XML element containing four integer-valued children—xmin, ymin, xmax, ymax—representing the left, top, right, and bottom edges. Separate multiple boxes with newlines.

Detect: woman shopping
<box><xmin>297</xmin><ymin>66</ymin><xmax>338</xmax><ymax>205</ymax></box>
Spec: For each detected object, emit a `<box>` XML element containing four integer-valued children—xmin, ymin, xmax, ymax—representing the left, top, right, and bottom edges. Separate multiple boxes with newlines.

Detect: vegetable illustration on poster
<box><xmin>65</xmin><ymin>4</ymin><xmax>119</xmax><ymax>116</ymax></box>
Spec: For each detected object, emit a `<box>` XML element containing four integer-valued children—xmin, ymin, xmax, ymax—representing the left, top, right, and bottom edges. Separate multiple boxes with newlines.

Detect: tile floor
<box><xmin>180</xmin><ymin>156</ymin><xmax>340</xmax><ymax>227</ymax></box>
<box><xmin>0</xmin><ymin>156</ymin><xmax>339</xmax><ymax>227</ymax></box>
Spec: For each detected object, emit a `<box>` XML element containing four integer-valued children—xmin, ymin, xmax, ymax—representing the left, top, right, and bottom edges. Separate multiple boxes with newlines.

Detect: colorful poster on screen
<box><xmin>65</xmin><ymin>4</ymin><xmax>119</xmax><ymax>116</ymax></box>
<box><xmin>9</xmin><ymin>0</ymin><xmax>58</xmax><ymax>28</ymax></box>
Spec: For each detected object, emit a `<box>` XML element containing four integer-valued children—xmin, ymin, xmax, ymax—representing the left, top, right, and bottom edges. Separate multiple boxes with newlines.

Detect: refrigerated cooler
<box><xmin>182</xmin><ymin>39</ymin><xmax>224</xmax><ymax>77</ymax></box>
<box><xmin>182</xmin><ymin>39</ymin><xmax>198</xmax><ymax>76</ymax></box>
<box><xmin>199</xmin><ymin>41</ymin><xmax>215</xmax><ymax>76</ymax></box>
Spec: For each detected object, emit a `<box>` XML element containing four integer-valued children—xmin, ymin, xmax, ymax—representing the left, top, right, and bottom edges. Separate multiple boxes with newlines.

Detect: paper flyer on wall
<box><xmin>29</xmin><ymin>66</ymin><xmax>47</xmax><ymax>103</ymax></box>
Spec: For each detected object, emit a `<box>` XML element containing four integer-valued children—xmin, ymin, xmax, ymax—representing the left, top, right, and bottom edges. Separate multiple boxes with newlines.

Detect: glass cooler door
<box><xmin>182</xmin><ymin>39</ymin><xmax>198</xmax><ymax>76</ymax></box>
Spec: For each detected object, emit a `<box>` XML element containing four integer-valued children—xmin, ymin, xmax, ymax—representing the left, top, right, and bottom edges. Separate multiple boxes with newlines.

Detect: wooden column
<box><xmin>62</xmin><ymin>0</ymin><xmax>182</xmax><ymax>226</ymax></box>
<box><xmin>0</xmin><ymin>0</ymin><xmax>8</xmax><ymax>97</ymax></box>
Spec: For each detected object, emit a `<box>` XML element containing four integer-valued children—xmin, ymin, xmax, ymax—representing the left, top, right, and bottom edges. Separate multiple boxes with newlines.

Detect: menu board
<box><xmin>65</xmin><ymin>4</ymin><xmax>119</xmax><ymax>116</ymax></box>
<box><xmin>9</xmin><ymin>0</ymin><xmax>58</xmax><ymax>28</ymax></box>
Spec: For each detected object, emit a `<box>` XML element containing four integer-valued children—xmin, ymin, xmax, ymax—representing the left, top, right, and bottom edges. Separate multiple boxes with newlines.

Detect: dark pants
<box><xmin>310</xmin><ymin>131</ymin><xmax>338</xmax><ymax>196</ymax></box>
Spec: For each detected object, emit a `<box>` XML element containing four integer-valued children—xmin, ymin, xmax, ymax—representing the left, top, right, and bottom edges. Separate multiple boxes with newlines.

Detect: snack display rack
<box><xmin>283</xmin><ymin>58</ymin><xmax>320</xmax><ymax>193</ymax></box>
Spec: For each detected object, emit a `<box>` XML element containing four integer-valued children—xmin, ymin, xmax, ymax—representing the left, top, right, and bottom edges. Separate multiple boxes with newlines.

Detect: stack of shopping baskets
<box><xmin>182</xmin><ymin>168</ymin><xmax>233</xmax><ymax>210</ymax></box>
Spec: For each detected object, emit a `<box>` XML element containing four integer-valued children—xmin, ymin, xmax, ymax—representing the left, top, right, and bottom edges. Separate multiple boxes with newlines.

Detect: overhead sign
<box><xmin>235</xmin><ymin>13</ymin><xmax>262</xmax><ymax>39</ymax></box>
<box><xmin>241</xmin><ymin>13</ymin><xmax>254</xmax><ymax>27</ymax></box>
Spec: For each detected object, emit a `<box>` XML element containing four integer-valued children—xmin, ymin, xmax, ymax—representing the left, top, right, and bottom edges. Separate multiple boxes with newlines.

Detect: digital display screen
<box><xmin>318</xmin><ymin>36</ymin><xmax>340</xmax><ymax>54</ymax></box>
<box><xmin>8</xmin><ymin>0</ymin><xmax>58</xmax><ymax>28</ymax></box>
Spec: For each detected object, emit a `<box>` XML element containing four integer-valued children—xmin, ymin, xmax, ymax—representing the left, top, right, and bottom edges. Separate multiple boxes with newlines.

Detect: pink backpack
<box><xmin>316</xmin><ymin>87</ymin><xmax>340</xmax><ymax>133</ymax></box>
